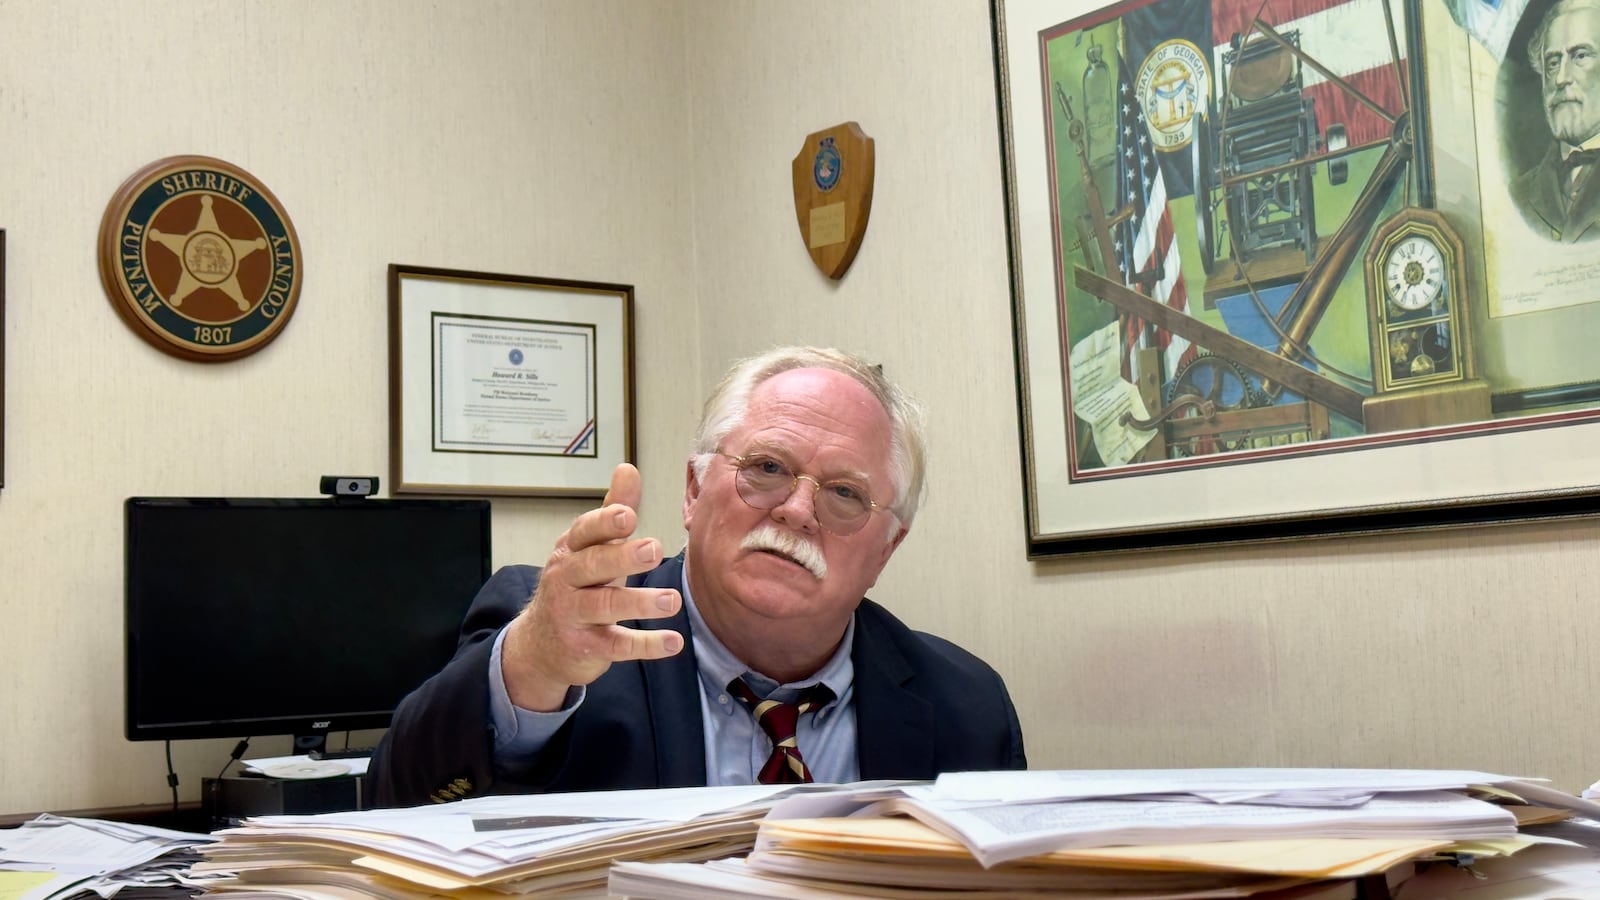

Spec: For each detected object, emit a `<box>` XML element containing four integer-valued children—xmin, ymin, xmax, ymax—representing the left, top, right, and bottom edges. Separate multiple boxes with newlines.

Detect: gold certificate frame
<box><xmin>387</xmin><ymin>265</ymin><xmax>635</xmax><ymax>497</ymax></box>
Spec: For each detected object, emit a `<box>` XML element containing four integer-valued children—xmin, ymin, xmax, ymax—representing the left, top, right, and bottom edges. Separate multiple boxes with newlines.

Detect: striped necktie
<box><xmin>726</xmin><ymin>677</ymin><xmax>835</xmax><ymax>784</ymax></box>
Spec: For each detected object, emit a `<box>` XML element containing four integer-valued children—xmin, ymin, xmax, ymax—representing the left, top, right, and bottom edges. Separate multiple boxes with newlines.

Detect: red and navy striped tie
<box><xmin>726</xmin><ymin>678</ymin><xmax>835</xmax><ymax>784</ymax></box>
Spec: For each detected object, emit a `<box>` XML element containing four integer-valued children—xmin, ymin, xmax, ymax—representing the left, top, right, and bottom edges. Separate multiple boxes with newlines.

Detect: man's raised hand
<box><xmin>500</xmin><ymin>463</ymin><xmax>684</xmax><ymax>711</ymax></box>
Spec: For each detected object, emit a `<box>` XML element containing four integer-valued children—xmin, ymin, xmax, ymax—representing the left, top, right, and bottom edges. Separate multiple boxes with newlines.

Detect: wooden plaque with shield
<box><xmin>791</xmin><ymin>122</ymin><xmax>874</xmax><ymax>279</ymax></box>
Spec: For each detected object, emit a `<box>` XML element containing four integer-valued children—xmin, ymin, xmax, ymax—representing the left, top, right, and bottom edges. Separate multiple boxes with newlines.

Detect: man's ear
<box><xmin>682</xmin><ymin>458</ymin><xmax>701</xmax><ymax>530</ymax></box>
<box><xmin>881</xmin><ymin>524</ymin><xmax>909</xmax><ymax>563</ymax></box>
<box><xmin>865</xmin><ymin>524</ymin><xmax>910</xmax><ymax>590</ymax></box>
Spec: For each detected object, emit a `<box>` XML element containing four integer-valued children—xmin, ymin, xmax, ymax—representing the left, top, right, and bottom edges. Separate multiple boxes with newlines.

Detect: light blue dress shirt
<box><xmin>487</xmin><ymin>562</ymin><xmax>860</xmax><ymax>785</ymax></box>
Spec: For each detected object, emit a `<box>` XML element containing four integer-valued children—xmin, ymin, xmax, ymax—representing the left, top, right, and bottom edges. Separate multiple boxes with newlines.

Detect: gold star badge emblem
<box><xmin>98</xmin><ymin>156</ymin><xmax>302</xmax><ymax>361</ymax></box>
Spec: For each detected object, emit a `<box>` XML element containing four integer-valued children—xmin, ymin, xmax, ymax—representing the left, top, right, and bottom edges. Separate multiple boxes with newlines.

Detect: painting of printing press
<box><xmin>1043</xmin><ymin>0</ymin><xmax>1507</xmax><ymax>473</ymax></box>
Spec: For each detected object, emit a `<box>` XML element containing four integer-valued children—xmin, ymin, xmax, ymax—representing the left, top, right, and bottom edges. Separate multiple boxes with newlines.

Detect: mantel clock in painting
<box><xmin>1360</xmin><ymin>207</ymin><xmax>1490</xmax><ymax>434</ymax></box>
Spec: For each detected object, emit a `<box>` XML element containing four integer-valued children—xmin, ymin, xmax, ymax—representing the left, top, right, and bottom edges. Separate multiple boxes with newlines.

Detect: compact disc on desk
<box><xmin>263</xmin><ymin>760</ymin><xmax>350</xmax><ymax>780</ymax></box>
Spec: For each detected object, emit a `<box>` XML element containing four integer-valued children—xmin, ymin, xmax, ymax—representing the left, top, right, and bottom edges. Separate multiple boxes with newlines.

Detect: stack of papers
<box><xmin>194</xmin><ymin>783</ymin><xmax>841</xmax><ymax>898</ymax></box>
<box><xmin>1396</xmin><ymin>840</ymin><xmax>1600</xmax><ymax>898</ymax></box>
<box><xmin>183</xmin><ymin>768</ymin><xmax>1600</xmax><ymax>899</ymax></box>
<box><xmin>851</xmin><ymin>792</ymin><xmax>1518</xmax><ymax>866</ymax></box>
<box><xmin>609</xmin><ymin>768</ymin><xmax>1588</xmax><ymax>898</ymax></box>
<box><xmin>0</xmin><ymin>815</ymin><xmax>223</xmax><ymax>900</ymax></box>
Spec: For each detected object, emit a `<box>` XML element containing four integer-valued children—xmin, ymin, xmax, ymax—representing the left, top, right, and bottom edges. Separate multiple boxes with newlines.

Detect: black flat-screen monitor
<box><xmin>124</xmin><ymin>496</ymin><xmax>491</xmax><ymax>753</ymax></box>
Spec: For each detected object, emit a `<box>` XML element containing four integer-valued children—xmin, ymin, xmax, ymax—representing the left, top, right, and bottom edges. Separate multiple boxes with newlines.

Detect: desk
<box><xmin>0</xmin><ymin>773</ymin><xmax>366</xmax><ymax>834</ymax></box>
<box><xmin>0</xmin><ymin>802</ymin><xmax>206</xmax><ymax>834</ymax></box>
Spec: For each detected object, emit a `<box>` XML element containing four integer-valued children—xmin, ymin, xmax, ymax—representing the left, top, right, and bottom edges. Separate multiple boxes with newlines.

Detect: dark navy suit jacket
<box><xmin>371</xmin><ymin>554</ymin><xmax>1026</xmax><ymax>807</ymax></box>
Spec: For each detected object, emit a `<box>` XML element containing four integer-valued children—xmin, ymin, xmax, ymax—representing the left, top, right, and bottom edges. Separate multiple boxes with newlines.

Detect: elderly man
<box><xmin>1512</xmin><ymin>0</ymin><xmax>1600</xmax><ymax>241</ymax></box>
<box><xmin>371</xmin><ymin>346</ymin><xmax>1025</xmax><ymax>805</ymax></box>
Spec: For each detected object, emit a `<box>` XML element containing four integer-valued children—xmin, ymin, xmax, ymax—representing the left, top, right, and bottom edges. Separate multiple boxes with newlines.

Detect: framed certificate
<box><xmin>387</xmin><ymin>265</ymin><xmax>635</xmax><ymax>497</ymax></box>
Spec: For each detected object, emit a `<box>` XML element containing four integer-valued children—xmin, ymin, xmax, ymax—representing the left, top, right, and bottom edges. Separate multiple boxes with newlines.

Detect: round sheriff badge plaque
<box><xmin>98</xmin><ymin>156</ymin><xmax>303</xmax><ymax>361</ymax></box>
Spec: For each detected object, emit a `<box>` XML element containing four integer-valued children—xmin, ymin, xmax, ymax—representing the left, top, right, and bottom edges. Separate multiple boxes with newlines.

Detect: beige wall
<box><xmin>682</xmin><ymin>0</ymin><xmax>1600</xmax><ymax>794</ymax></box>
<box><xmin>0</xmin><ymin>0</ymin><xmax>1595</xmax><ymax>815</ymax></box>
<box><xmin>0</xmin><ymin>0</ymin><xmax>701</xmax><ymax>812</ymax></box>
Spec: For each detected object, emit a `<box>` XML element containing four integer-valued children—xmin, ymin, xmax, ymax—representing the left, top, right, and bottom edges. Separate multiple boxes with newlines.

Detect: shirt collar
<box><xmin>680</xmin><ymin>551</ymin><xmax>855</xmax><ymax>709</ymax></box>
<box><xmin>1563</xmin><ymin>136</ymin><xmax>1600</xmax><ymax>158</ymax></box>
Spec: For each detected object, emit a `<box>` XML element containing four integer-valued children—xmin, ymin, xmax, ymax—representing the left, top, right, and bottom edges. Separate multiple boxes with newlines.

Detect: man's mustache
<box><xmin>1549</xmin><ymin>91</ymin><xmax>1584</xmax><ymax>111</ymax></box>
<box><xmin>741</xmin><ymin>524</ymin><xmax>828</xmax><ymax>580</ymax></box>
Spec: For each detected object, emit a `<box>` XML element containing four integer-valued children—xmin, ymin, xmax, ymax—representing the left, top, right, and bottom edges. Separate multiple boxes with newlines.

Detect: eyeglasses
<box><xmin>716</xmin><ymin>450</ymin><xmax>888</xmax><ymax>536</ymax></box>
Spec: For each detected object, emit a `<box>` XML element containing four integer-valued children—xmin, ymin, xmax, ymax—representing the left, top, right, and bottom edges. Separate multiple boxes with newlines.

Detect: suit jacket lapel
<box><xmin>1569</xmin><ymin>166</ymin><xmax>1600</xmax><ymax>241</ymax></box>
<box><xmin>851</xmin><ymin>605</ymin><xmax>936</xmax><ymax>780</ymax></box>
<box><xmin>632</xmin><ymin>555</ymin><xmax>707</xmax><ymax>787</ymax></box>
<box><xmin>1528</xmin><ymin>146</ymin><xmax>1568</xmax><ymax>234</ymax></box>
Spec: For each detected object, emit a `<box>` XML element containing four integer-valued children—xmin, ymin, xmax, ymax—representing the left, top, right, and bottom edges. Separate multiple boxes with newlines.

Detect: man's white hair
<box><xmin>1527</xmin><ymin>0</ymin><xmax>1600</xmax><ymax>72</ymax></box>
<box><xmin>689</xmin><ymin>346</ymin><xmax>928</xmax><ymax>527</ymax></box>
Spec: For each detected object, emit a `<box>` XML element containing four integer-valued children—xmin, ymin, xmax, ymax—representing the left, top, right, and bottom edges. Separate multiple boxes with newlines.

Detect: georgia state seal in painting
<box><xmin>98</xmin><ymin>156</ymin><xmax>303</xmax><ymax>361</ymax></box>
<box><xmin>1134</xmin><ymin>39</ymin><xmax>1210</xmax><ymax>153</ymax></box>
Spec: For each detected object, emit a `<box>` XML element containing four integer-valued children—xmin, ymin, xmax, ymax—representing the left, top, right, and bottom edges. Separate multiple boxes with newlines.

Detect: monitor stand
<box><xmin>293</xmin><ymin>732</ymin><xmax>329</xmax><ymax>757</ymax></box>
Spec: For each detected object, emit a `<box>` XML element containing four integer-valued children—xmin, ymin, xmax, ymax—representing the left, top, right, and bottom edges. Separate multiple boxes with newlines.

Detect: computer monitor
<box><xmin>124</xmin><ymin>496</ymin><xmax>492</xmax><ymax>754</ymax></box>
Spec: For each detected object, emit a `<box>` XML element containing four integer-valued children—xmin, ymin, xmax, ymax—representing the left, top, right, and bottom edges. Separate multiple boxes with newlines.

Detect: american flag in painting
<box><xmin>1113</xmin><ymin>52</ymin><xmax>1194</xmax><ymax>385</ymax></box>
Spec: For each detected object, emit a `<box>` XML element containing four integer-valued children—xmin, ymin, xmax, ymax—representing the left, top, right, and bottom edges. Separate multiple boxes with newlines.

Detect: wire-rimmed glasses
<box><xmin>716</xmin><ymin>450</ymin><xmax>888</xmax><ymax>536</ymax></box>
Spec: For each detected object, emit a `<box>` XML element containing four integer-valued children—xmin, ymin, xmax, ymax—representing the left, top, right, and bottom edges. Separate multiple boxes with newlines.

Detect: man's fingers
<box><xmin>553</xmin><ymin>463</ymin><xmax>656</xmax><ymax>588</ymax></box>
<box><xmin>511</xmin><ymin>585</ymin><xmax>681</xmax><ymax>695</ymax></box>
<box><xmin>564</xmin><ymin>500</ymin><xmax>638</xmax><ymax>551</ymax></box>
<box><xmin>607</xmin><ymin>623</ymin><xmax>684</xmax><ymax>661</ymax></box>
<box><xmin>508</xmin><ymin>461</ymin><xmax>669</xmax><ymax>698</ymax></box>
<box><xmin>552</xmin><ymin>535</ymin><xmax>662</xmax><ymax>589</ymax></box>
<box><xmin>602</xmin><ymin>463</ymin><xmax>643</xmax><ymax>514</ymax></box>
<box><xmin>570</xmin><ymin>585</ymin><xmax>680</xmax><ymax>626</ymax></box>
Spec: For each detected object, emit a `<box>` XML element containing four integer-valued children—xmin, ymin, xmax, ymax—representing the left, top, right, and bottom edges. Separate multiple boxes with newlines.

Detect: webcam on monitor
<box><xmin>320</xmin><ymin>475</ymin><xmax>379</xmax><ymax>497</ymax></box>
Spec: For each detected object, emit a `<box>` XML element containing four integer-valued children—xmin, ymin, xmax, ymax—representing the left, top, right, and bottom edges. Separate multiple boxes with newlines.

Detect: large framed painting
<box><xmin>995</xmin><ymin>0</ymin><xmax>1600</xmax><ymax>556</ymax></box>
